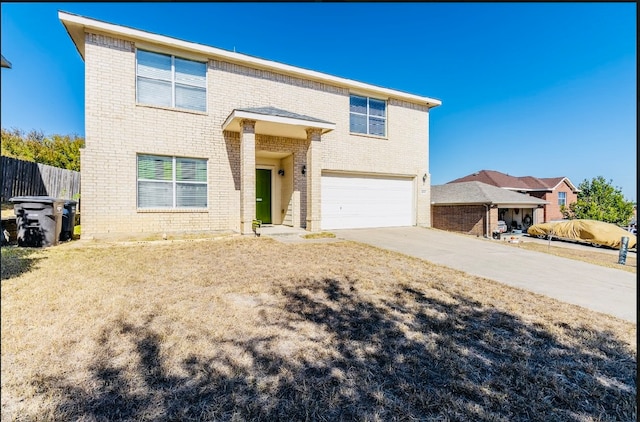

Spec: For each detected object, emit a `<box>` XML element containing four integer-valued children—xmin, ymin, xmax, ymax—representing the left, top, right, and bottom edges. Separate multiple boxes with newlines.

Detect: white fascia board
<box><xmin>222</xmin><ymin>110</ymin><xmax>336</xmax><ymax>132</ymax></box>
<box><xmin>58</xmin><ymin>11</ymin><xmax>442</xmax><ymax>108</ymax></box>
<box><xmin>550</xmin><ymin>177</ymin><xmax>580</xmax><ymax>192</ymax></box>
<box><xmin>431</xmin><ymin>202</ymin><xmax>491</xmax><ymax>206</ymax></box>
<box><xmin>502</xmin><ymin>187</ymin><xmax>542</xmax><ymax>192</ymax></box>
<box><xmin>432</xmin><ymin>200</ymin><xmax>549</xmax><ymax>206</ymax></box>
<box><xmin>499</xmin><ymin>202</ymin><xmax>549</xmax><ymax>208</ymax></box>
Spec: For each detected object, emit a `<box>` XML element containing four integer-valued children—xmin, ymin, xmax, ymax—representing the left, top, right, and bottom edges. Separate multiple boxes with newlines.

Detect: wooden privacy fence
<box><xmin>1</xmin><ymin>156</ymin><xmax>80</xmax><ymax>202</ymax></box>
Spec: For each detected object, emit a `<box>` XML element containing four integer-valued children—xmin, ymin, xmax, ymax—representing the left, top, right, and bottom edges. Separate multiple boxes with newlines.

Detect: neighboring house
<box><xmin>447</xmin><ymin>170</ymin><xmax>578</xmax><ymax>222</ymax></box>
<box><xmin>431</xmin><ymin>181</ymin><xmax>548</xmax><ymax>237</ymax></box>
<box><xmin>1</xmin><ymin>54</ymin><xmax>11</xmax><ymax>68</ymax></box>
<box><xmin>59</xmin><ymin>12</ymin><xmax>441</xmax><ymax>239</ymax></box>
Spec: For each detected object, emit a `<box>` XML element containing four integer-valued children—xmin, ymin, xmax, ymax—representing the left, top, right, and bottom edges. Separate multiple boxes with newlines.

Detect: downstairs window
<box><xmin>137</xmin><ymin>154</ymin><xmax>207</xmax><ymax>209</ymax></box>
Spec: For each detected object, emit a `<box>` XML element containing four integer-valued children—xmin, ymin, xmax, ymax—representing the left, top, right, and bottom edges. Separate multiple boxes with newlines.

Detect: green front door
<box><xmin>256</xmin><ymin>169</ymin><xmax>272</xmax><ymax>224</ymax></box>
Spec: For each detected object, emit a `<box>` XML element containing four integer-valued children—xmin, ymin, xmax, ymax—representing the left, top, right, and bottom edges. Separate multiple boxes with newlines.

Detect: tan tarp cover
<box><xmin>527</xmin><ymin>219</ymin><xmax>637</xmax><ymax>249</ymax></box>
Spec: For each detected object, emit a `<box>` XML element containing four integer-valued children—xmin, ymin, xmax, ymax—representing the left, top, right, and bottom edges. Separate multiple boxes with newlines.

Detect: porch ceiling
<box><xmin>222</xmin><ymin>106</ymin><xmax>336</xmax><ymax>140</ymax></box>
<box><xmin>257</xmin><ymin>150</ymin><xmax>290</xmax><ymax>159</ymax></box>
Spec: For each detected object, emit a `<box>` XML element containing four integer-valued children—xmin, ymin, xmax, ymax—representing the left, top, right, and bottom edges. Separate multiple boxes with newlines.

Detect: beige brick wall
<box><xmin>82</xmin><ymin>31</ymin><xmax>433</xmax><ymax>238</ymax></box>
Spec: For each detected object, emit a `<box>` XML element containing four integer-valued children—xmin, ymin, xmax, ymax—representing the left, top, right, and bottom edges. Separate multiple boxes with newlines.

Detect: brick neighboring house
<box><xmin>59</xmin><ymin>12</ymin><xmax>441</xmax><ymax>239</ymax></box>
<box><xmin>448</xmin><ymin>170</ymin><xmax>579</xmax><ymax>223</ymax></box>
<box><xmin>431</xmin><ymin>181</ymin><xmax>547</xmax><ymax>237</ymax></box>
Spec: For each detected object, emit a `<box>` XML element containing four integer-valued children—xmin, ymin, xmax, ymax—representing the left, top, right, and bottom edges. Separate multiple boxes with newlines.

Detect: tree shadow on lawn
<box><xmin>0</xmin><ymin>247</ymin><xmax>45</xmax><ymax>280</ymax></box>
<box><xmin>34</xmin><ymin>278</ymin><xmax>636</xmax><ymax>421</ymax></box>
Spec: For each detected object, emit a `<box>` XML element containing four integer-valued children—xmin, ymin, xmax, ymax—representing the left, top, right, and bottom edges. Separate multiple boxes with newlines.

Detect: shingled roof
<box><xmin>431</xmin><ymin>181</ymin><xmax>548</xmax><ymax>206</ymax></box>
<box><xmin>234</xmin><ymin>107</ymin><xmax>334</xmax><ymax>125</ymax></box>
<box><xmin>447</xmin><ymin>170</ymin><xmax>578</xmax><ymax>192</ymax></box>
<box><xmin>1</xmin><ymin>54</ymin><xmax>11</xmax><ymax>69</ymax></box>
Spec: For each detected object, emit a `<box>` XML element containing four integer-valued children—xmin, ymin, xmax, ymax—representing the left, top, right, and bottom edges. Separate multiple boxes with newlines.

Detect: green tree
<box><xmin>1</xmin><ymin>128</ymin><xmax>84</xmax><ymax>171</ymax></box>
<box><xmin>1</xmin><ymin>128</ymin><xmax>35</xmax><ymax>161</ymax></box>
<box><xmin>563</xmin><ymin>176</ymin><xmax>634</xmax><ymax>226</ymax></box>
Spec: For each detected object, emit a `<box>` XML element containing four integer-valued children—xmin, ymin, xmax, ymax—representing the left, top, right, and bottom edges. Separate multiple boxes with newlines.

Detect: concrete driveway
<box><xmin>333</xmin><ymin>227</ymin><xmax>636</xmax><ymax>323</ymax></box>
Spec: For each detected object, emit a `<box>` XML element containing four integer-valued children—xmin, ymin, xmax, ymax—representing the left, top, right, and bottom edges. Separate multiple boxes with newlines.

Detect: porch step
<box><xmin>259</xmin><ymin>225</ymin><xmax>307</xmax><ymax>237</ymax></box>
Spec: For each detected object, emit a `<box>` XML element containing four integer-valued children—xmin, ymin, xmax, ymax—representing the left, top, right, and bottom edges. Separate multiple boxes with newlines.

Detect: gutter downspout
<box><xmin>484</xmin><ymin>204</ymin><xmax>490</xmax><ymax>238</ymax></box>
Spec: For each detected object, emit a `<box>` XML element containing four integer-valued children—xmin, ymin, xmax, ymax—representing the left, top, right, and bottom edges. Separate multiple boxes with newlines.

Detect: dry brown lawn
<box><xmin>1</xmin><ymin>201</ymin><xmax>14</xmax><ymax>219</ymax></box>
<box><xmin>301</xmin><ymin>232</ymin><xmax>336</xmax><ymax>239</ymax></box>
<box><xmin>1</xmin><ymin>237</ymin><xmax>636</xmax><ymax>421</ymax></box>
<box><xmin>506</xmin><ymin>239</ymin><xmax>636</xmax><ymax>274</ymax></box>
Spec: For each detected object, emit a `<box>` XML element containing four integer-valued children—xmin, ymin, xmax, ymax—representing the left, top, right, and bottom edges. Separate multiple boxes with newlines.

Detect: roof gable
<box><xmin>538</xmin><ymin>177</ymin><xmax>579</xmax><ymax>192</ymax></box>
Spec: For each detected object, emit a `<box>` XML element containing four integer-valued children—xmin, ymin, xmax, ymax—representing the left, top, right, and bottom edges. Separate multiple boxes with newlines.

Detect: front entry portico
<box><xmin>222</xmin><ymin>107</ymin><xmax>336</xmax><ymax>234</ymax></box>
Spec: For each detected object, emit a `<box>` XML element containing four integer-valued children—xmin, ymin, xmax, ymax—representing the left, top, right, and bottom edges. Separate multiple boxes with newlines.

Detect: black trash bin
<box><xmin>10</xmin><ymin>196</ymin><xmax>65</xmax><ymax>247</ymax></box>
<box><xmin>60</xmin><ymin>199</ymin><xmax>78</xmax><ymax>241</ymax></box>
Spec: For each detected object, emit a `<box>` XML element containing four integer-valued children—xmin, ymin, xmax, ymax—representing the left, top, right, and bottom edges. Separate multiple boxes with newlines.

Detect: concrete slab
<box><xmin>333</xmin><ymin>227</ymin><xmax>637</xmax><ymax>323</ymax></box>
<box><xmin>259</xmin><ymin>225</ymin><xmax>343</xmax><ymax>244</ymax></box>
<box><xmin>259</xmin><ymin>225</ymin><xmax>308</xmax><ymax>237</ymax></box>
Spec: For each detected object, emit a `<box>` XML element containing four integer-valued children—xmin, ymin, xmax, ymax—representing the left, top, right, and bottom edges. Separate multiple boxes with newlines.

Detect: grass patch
<box><xmin>0</xmin><ymin>246</ymin><xmax>45</xmax><ymax>280</ymax></box>
<box><xmin>135</xmin><ymin>231</ymin><xmax>234</xmax><ymax>242</ymax></box>
<box><xmin>1</xmin><ymin>201</ymin><xmax>15</xmax><ymax>219</ymax></box>
<box><xmin>507</xmin><ymin>240</ymin><xmax>636</xmax><ymax>273</ymax></box>
<box><xmin>72</xmin><ymin>225</ymin><xmax>81</xmax><ymax>240</ymax></box>
<box><xmin>1</xmin><ymin>237</ymin><xmax>636</xmax><ymax>420</ymax></box>
<box><xmin>301</xmin><ymin>231</ymin><xmax>336</xmax><ymax>239</ymax></box>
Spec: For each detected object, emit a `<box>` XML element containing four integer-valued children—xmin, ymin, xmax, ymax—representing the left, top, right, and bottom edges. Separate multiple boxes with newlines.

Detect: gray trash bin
<box><xmin>10</xmin><ymin>196</ymin><xmax>65</xmax><ymax>247</ymax></box>
<box><xmin>60</xmin><ymin>199</ymin><xmax>78</xmax><ymax>241</ymax></box>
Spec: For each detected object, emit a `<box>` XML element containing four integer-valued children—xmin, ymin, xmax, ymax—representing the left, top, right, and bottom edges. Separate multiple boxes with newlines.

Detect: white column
<box><xmin>305</xmin><ymin>128</ymin><xmax>322</xmax><ymax>232</ymax></box>
<box><xmin>240</xmin><ymin>120</ymin><xmax>256</xmax><ymax>234</ymax></box>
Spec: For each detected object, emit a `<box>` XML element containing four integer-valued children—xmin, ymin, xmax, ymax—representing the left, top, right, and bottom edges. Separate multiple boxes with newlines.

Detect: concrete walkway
<box><xmin>333</xmin><ymin>227</ymin><xmax>637</xmax><ymax>323</ymax></box>
<box><xmin>259</xmin><ymin>225</ymin><xmax>342</xmax><ymax>244</ymax></box>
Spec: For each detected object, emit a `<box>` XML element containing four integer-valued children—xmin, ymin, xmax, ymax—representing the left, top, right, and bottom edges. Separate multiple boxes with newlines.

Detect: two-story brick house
<box><xmin>59</xmin><ymin>11</ymin><xmax>441</xmax><ymax>239</ymax></box>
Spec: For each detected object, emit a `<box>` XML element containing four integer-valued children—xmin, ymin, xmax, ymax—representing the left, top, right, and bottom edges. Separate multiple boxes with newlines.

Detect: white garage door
<box><xmin>321</xmin><ymin>173</ymin><xmax>414</xmax><ymax>230</ymax></box>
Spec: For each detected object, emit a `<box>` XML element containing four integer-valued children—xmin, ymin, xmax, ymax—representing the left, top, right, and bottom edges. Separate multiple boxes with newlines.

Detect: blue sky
<box><xmin>1</xmin><ymin>3</ymin><xmax>636</xmax><ymax>201</ymax></box>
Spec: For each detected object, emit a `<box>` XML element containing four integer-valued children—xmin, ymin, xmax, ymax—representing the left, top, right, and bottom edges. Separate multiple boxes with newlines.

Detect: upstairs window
<box><xmin>136</xmin><ymin>50</ymin><xmax>207</xmax><ymax>112</ymax></box>
<box><xmin>558</xmin><ymin>191</ymin><xmax>567</xmax><ymax>206</ymax></box>
<box><xmin>349</xmin><ymin>95</ymin><xmax>386</xmax><ymax>136</ymax></box>
<box><xmin>137</xmin><ymin>154</ymin><xmax>208</xmax><ymax>209</ymax></box>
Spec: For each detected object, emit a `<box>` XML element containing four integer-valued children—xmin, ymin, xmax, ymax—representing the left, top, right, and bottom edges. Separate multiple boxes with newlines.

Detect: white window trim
<box><xmin>135</xmin><ymin>48</ymin><xmax>207</xmax><ymax>112</ymax></box>
<box><xmin>558</xmin><ymin>191</ymin><xmax>567</xmax><ymax>206</ymax></box>
<box><xmin>349</xmin><ymin>94</ymin><xmax>387</xmax><ymax>137</ymax></box>
<box><xmin>137</xmin><ymin>154</ymin><xmax>208</xmax><ymax>210</ymax></box>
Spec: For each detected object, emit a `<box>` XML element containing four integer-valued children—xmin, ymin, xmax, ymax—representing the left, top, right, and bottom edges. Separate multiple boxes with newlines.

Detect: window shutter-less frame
<box><xmin>176</xmin><ymin>158</ymin><xmax>207</xmax><ymax>207</ymax></box>
<box><xmin>349</xmin><ymin>95</ymin><xmax>386</xmax><ymax>136</ymax></box>
<box><xmin>136</xmin><ymin>50</ymin><xmax>207</xmax><ymax>112</ymax></box>
<box><xmin>138</xmin><ymin>154</ymin><xmax>207</xmax><ymax>209</ymax></box>
<box><xmin>175</xmin><ymin>58</ymin><xmax>207</xmax><ymax>111</ymax></box>
<box><xmin>558</xmin><ymin>192</ymin><xmax>567</xmax><ymax>206</ymax></box>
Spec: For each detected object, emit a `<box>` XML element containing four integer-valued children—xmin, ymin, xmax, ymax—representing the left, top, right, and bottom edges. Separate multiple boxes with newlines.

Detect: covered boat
<box><xmin>527</xmin><ymin>219</ymin><xmax>637</xmax><ymax>249</ymax></box>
